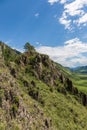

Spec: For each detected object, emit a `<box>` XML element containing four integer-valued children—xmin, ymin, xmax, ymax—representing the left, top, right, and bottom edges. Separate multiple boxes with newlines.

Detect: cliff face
<box><xmin>0</xmin><ymin>42</ymin><xmax>87</xmax><ymax>130</ymax></box>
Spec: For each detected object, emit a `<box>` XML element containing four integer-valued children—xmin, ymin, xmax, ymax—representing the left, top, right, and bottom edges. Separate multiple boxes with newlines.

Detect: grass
<box><xmin>18</xmin><ymin>73</ymin><xmax>87</xmax><ymax>129</ymax></box>
<box><xmin>69</xmin><ymin>73</ymin><xmax>87</xmax><ymax>94</ymax></box>
<box><xmin>41</xmin><ymin>89</ymin><xmax>87</xmax><ymax>130</ymax></box>
<box><xmin>56</xmin><ymin>63</ymin><xmax>87</xmax><ymax>94</ymax></box>
<box><xmin>14</xmin><ymin>59</ymin><xmax>87</xmax><ymax>129</ymax></box>
<box><xmin>16</xmin><ymin>68</ymin><xmax>87</xmax><ymax>130</ymax></box>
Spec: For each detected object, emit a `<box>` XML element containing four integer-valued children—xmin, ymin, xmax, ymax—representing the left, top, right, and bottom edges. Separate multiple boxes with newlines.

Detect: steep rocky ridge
<box><xmin>0</xmin><ymin>42</ymin><xmax>87</xmax><ymax>130</ymax></box>
<box><xmin>13</xmin><ymin>49</ymin><xmax>87</xmax><ymax>106</ymax></box>
<box><xmin>0</xmin><ymin>42</ymin><xmax>53</xmax><ymax>130</ymax></box>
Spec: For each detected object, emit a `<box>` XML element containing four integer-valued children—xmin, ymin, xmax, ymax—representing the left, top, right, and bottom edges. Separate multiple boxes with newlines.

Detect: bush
<box><xmin>13</xmin><ymin>96</ymin><xmax>19</xmax><ymax>107</ymax></box>
<box><xmin>11</xmin><ymin>104</ymin><xmax>18</xmax><ymax>118</ymax></box>
<box><xmin>0</xmin><ymin>89</ymin><xmax>4</xmax><ymax>107</ymax></box>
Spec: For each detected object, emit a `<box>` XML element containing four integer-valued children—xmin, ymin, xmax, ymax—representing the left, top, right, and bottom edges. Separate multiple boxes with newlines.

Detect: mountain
<box><xmin>71</xmin><ymin>66</ymin><xmax>87</xmax><ymax>74</ymax></box>
<box><xmin>0</xmin><ymin>41</ymin><xmax>87</xmax><ymax>130</ymax></box>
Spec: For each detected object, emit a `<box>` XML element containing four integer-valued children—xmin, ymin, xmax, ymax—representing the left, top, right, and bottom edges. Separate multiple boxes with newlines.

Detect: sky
<box><xmin>0</xmin><ymin>0</ymin><xmax>87</xmax><ymax>67</ymax></box>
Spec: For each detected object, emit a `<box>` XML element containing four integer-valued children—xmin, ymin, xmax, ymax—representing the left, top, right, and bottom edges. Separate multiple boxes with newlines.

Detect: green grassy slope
<box><xmin>21</xmin><ymin>78</ymin><xmax>87</xmax><ymax>130</ymax></box>
<box><xmin>71</xmin><ymin>74</ymin><xmax>87</xmax><ymax>94</ymax></box>
<box><xmin>71</xmin><ymin>66</ymin><xmax>87</xmax><ymax>93</ymax></box>
<box><xmin>56</xmin><ymin>63</ymin><xmax>87</xmax><ymax>94</ymax></box>
<box><xmin>0</xmin><ymin>42</ymin><xmax>87</xmax><ymax>130</ymax></box>
<box><xmin>14</xmin><ymin>70</ymin><xmax>87</xmax><ymax>130</ymax></box>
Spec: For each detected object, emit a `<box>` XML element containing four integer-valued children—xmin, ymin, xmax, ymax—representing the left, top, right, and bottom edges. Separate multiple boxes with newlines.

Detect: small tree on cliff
<box><xmin>24</xmin><ymin>42</ymin><xmax>35</xmax><ymax>54</ymax></box>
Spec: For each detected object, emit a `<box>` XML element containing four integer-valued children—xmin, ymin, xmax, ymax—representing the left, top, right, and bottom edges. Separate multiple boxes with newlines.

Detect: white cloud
<box><xmin>13</xmin><ymin>47</ymin><xmax>24</xmax><ymax>53</ymax></box>
<box><xmin>48</xmin><ymin>0</ymin><xmax>67</xmax><ymax>5</ymax></box>
<box><xmin>64</xmin><ymin>0</ymin><xmax>86</xmax><ymax>16</ymax></box>
<box><xmin>48</xmin><ymin>0</ymin><xmax>59</xmax><ymax>5</ymax></box>
<box><xmin>48</xmin><ymin>0</ymin><xmax>87</xmax><ymax>30</ymax></box>
<box><xmin>59</xmin><ymin>0</ymin><xmax>87</xmax><ymax>29</ymax></box>
<box><xmin>75</xmin><ymin>13</ymin><xmax>87</xmax><ymax>26</ymax></box>
<box><xmin>35</xmin><ymin>13</ymin><xmax>39</xmax><ymax>17</ymax></box>
<box><xmin>36</xmin><ymin>38</ymin><xmax>87</xmax><ymax>67</ymax></box>
<box><xmin>36</xmin><ymin>41</ymin><xmax>42</xmax><ymax>46</ymax></box>
<box><xmin>60</xmin><ymin>0</ymin><xmax>67</xmax><ymax>4</ymax></box>
<box><xmin>59</xmin><ymin>13</ymin><xmax>71</xmax><ymax>29</ymax></box>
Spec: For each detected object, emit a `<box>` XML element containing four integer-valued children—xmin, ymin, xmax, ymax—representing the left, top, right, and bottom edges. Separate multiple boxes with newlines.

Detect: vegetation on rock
<box><xmin>0</xmin><ymin>41</ymin><xmax>87</xmax><ymax>130</ymax></box>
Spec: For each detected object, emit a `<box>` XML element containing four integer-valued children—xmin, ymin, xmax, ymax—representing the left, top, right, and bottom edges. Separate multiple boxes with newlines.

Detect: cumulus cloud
<box><xmin>36</xmin><ymin>38</ymin><xmax>87</xmax><ymax>67</ymax></box>
<box><xmin>48</xmin><ymin>0</ymin><xmax>87</xmax><ymax>30</ymax></box>
<box><xmin>75</xmin><ymin>13</ymin><xmax>87</xmax><ymax>26</ymax></box>
<box><xmin>61</xmin><ymin>0</ymin><xmax>87</xmax><ymax>29</ymax></box>
<box><xmin>59</xmin><ymin>13</ymin><xmax>71</xmax><ymax>30</ymax></box>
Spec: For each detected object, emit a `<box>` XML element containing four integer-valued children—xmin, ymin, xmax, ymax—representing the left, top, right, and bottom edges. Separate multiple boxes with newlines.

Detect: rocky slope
<box><xmin>0</xmin><ymin>42</ymin><xmax>87</xmax><ymax>130</ymax></box>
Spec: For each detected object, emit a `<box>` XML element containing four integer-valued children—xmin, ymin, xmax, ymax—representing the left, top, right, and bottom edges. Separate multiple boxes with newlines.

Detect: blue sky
<box><xmin>0</xmin><ymin>0</ymin><xmax>87</xmax><ymax>67</ymax></box>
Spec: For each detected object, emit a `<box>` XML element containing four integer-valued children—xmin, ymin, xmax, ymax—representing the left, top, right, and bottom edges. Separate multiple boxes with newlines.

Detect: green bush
<box><xmin>0</xmin><ymin>89</ymin><xmax>4</xmax><ymax>107</ymax></box>
<box><xmin>11</xmin><ymin>104</ymin><xmax>18</xmax><ymax>118</ymax></box>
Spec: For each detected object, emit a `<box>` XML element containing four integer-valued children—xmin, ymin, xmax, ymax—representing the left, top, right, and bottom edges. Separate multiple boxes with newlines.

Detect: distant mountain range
<box><xmin>70</xmin><ymin>66</ymin><xmax>87</xmax><ymax>74</ymax></box>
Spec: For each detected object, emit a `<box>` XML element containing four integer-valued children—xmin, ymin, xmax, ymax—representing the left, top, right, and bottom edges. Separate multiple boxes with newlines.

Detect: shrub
<box><xmin>0</xmin><ymin>89</ymin><xmax>4</xmax><ymax>107</ymax></box>
<box><xmin>11</xmin><ymin>104</ymin><xmax>18</xmax><ymax>118</ymax></box>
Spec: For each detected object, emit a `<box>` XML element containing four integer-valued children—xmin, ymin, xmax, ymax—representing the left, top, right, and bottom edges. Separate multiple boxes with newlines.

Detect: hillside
<box><xmin>0</xmin><ymin>42</ymin><xmax>87</xmax><ymax>130</ymax></box>
<box><xmin>69</xmin><ymin>67</ymin><xmax>87</xmax><ymax>94</ymax></box>
<box><xmin>71</xmin><ymin>66</ymin><xmax>87</xmax><ymax>74</ymax></box>
<box><xmin>55</xmin><ymin>64</ymin><xmax>87</xmax><ymax>94</ymax></box>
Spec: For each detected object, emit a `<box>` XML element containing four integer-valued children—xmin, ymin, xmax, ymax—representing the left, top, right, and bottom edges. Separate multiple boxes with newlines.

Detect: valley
<box><xmin>71</xmin><ymin>71</ymin><xmax>87</xmax><ymax>94</ymax></box>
